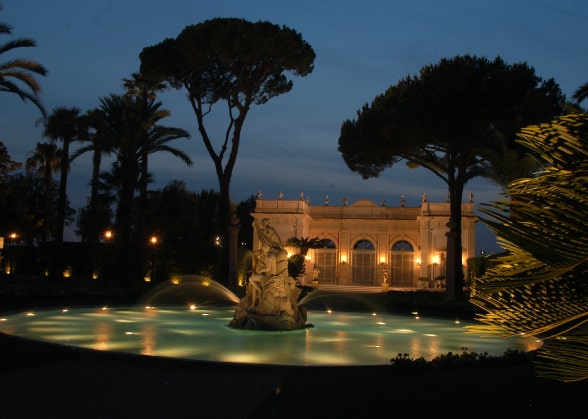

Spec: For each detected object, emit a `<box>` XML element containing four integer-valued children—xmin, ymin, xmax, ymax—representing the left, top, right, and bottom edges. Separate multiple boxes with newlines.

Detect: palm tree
<box><xmin>25</xmin><ymin>142</ymin><xmax>60</xmax><ymax>243</ymax></box>
<box><xmin>70</xmin><ymin>109</ymin><xmax>116</xmax><ymax>244</ymax></box>
<box><xmin>285</xmin><ymin>236</ymin><xmax>322</xmax><ymax>279</ymax></box>
<box><xmin>0</xmin><ymin>6</ymin><xmax>47</xmax><ymax>116</ymax></box>
<box><xmin>42</xmin><ymin>107</ymin><xmax>84</xmax><ymax>244</ymax></box>
<box><xmin>98</xmin><ymin>93</ymin><xmax>191</xmax><ymax>284</ymax></box>
<box><xmin>122</xmin><ymin>72</ymin><xmax>186</xmax><ymax>251</ymax></box>
<box><xmin>285</xmin><ymin>236</ymin><xmax>322</xmax><ymax>257</ymax></box>
<box><xmin>470</xmin><ymin>113</ymin><xmax>588</xmax><ymax>382</ymax></box>
<box><xmin>572</xmin><ymin>81</ymin><xmax>588</xmax><ymax>106</ymax></box>
<box><xmin>122</xmin><ymin>71</ymin><xmax>166</xmax><ymax>100</ymax></box>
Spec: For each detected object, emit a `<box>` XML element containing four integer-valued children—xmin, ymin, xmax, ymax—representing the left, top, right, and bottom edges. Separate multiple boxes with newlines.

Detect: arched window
<box><xmin>352</xmin><ymin>239</ymin><xmax>376</xmax><ymax>285</ymax></box>
<box><xmin>389</xmin><ymin>240</ymin><xmax>415</xmax><ymax>288</ymax></box>
<box><xmin>392</xmin><ymin>240</ymin><xmax>413</xmax><ymax>252</ymax></box>
<box><xmin>354</xmin><ymin>239</ymin><xmax>374</xmax><ymax>250</ymax></box>
<box><xmin>314</xmin><ymin>239</ymin><xmax>337</xmax><ymax>283</ymax></box>
<box><xmin>318</xmin><ymin>238</ymin><xmax>336</xmax><ymax>248</ymax></box>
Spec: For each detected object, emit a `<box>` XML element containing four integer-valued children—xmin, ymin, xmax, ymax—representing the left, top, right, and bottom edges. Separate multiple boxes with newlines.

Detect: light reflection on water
<box><xmin>0</xmin><ymin>306</ymin><xmax>542</xmax><ymax>366</ymax></box>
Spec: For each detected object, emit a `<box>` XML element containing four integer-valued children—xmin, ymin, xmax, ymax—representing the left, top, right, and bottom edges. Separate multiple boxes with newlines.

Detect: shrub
<box><xmin>389</xmin><ymin>347</ymin><xmax>533</xmax><ymax>371</ymax></box>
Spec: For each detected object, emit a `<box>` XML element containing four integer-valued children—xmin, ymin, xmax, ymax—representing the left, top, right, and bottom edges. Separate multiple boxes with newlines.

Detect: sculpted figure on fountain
<box><xmin>229</xmin><ymin>218</ymin><xmax>308</xmax><ymax>330</ymax></box>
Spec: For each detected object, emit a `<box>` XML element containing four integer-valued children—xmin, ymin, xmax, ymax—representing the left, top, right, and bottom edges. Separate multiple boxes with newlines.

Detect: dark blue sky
<box><xmin>1</xmin><ymin>0</ymin><xmax>587</xmax><ymax>252</ymax></box>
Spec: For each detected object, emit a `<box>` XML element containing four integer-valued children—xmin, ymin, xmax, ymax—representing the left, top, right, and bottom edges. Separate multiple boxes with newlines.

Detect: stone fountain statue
<box><xmin>229</xmin><ymin>218</ymin><xmax>308</xmax><ymax>330</ymax></box>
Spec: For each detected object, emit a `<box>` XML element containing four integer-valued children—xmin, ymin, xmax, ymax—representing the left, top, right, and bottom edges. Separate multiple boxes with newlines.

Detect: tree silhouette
<box><xmin>339</xmin><ymin>55</ymin><xmax>565</xmax><ymax>299</ymax></box>
<box><xmin>139</xmin><ymin>17</ymin><xmax>316</xmax><ymax>285</ymax></box>
<box><xmin>94</xmin><ymin>94</ymin><xmax>191</xmax><ymax>284</ymax></box>
<box><xmin>25</xmin><ymin>142</ymin><xmax>60</xmax><ymax>243</ymax></box>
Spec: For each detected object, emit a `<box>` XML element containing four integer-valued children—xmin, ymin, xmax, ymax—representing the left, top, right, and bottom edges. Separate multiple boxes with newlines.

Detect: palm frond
<box><xmin>534</xmin><ymin>324</ymin><xmax>588</xmax><ymax>382</ymax></box>
<box><xmin>469</xmin><ymin>113</ymin><xmax>588</xmax><ymax>382</ymax></box>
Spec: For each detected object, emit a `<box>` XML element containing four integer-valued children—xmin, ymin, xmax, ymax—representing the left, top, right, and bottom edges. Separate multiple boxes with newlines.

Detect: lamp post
<box><xmin>8</xmin><ymin>232</ymin><xmax>17</xmax><ymax>279</ymax></box>
<box><xmin>103</xmin><ymin>229</ymin><xmax>113</xmax><ymax>289</ymax></box>
<box><xmin>149</xmin><ymin>235</ymin><xmax>158</xmax><ymax>286</ymax></box>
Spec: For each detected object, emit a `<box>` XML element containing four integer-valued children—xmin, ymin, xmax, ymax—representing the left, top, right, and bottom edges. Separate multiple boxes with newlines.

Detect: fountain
<box><xmin>229</xmin><ymin>218</ymin><xmax>308</xmax><ymax>330</ymax></box>
<box><xmin>0</xmin><ymin>274</ymin><xmax>542</xmax><ymax>366</ymax></box>
<box><xmin>0</xmin><ymin>218</ymin><xmax>543</xmax><ymax>366</ymax></box>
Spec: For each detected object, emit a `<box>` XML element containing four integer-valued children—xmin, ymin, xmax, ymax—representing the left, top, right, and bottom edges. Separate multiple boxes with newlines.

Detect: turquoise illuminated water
<box><xmin>0</xmin><ymin>305</ymin><xmax>541</xmax><ymax>366</ymax></box>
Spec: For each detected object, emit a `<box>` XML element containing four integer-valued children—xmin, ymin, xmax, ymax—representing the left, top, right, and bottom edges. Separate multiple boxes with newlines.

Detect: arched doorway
<box><xmin>389</xmin><ymin>240</ymin><xmax>415</xmax><ymax>288</ymax></box>
<box><xmin>313</xmin><ymin>239</ymin><xmax>337</xmax><ymax>284</ymax></box>
<box><xmin>351</xmin><ymin>239</ymin><xmax>376</xmax><ymax>285</ymax></box>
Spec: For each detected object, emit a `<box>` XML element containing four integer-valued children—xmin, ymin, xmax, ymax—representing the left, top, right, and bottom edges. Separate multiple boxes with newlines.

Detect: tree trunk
<box><xmin>446</xmin><ymin>181</ymin><xmax>466</xmax><ymax>300</ymax></box>
<box><xmin>116</xmin><ymin>177</ymin><xmax>136</xmax><ymax>287</ymax></box>
<box><xmin>55</xmin><ymin>138</ymin><xmax>70</xmax><ymax>244</ymax></box>
<box><xmin>50</xmin><ymin>137</ymin><xmax>70</xmax><ymax>281</ymax></box>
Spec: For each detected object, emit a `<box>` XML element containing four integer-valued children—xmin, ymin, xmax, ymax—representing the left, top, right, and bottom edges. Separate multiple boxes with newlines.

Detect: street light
<box><xmin>103</xmin><ymin>229</ymin><xmax>113</xmax><ymax>288</ymax></box>
<box><xmin>8</xmin><ymin>232</ymin><xmax>17</xmax><ymax>279</ymax></box>
<box><xmin>149</xmin><ymin>235</ymin><xmax>158</xmax><ymax>285</ymax></box>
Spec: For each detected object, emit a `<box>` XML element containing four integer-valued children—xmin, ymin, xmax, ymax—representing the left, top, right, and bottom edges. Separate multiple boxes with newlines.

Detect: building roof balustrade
<box><xmin>309</xmin><ymin>206</ymin><xmax>420</xmax><ymax>220</ymax></box>
<box><xmin>254</xmin><ymin>199</ymin><xmax>475</xmax><ymax>219</ymax></box>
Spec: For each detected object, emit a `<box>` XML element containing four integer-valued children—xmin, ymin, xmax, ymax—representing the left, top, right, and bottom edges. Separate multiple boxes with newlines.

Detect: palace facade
<box><xmin>251</xmin><ymin>193</ymin><xmax>477</xmax><ymax>289</ymax></box>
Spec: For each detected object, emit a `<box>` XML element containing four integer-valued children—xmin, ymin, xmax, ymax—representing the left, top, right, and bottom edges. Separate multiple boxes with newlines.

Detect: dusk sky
<box><xmin>1</xmin><ymin>0</ymin><xmax>587</xmax><ymax>252</ymax></box>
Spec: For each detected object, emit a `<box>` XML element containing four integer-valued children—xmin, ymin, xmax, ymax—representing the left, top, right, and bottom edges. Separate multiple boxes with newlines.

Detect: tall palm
<box><xmin>70</xmin><ymin>109</ymin><xmax>116</xmax><ymax>244</ymax></box>
<box><xmin>122</xmin><ymin>71</ymin><xmax>166</xmax><ymax>101</ymax></box>
<box><xmin>42</xmin><ymin>107</ymin><xmax>84</xmax><ymax>244</ymax></box>
<box><xmin>99</xmin><ymin>94</ymin><xmax>191</xmax><ymax>283</ymax></box>
<box><xmin>122</xmin><ymin>72</ymin><xmax>173</xmax><ymax>250</ymax></box>
<box><xmin>95</xmin><ymin>95</ymin><xmax>138</xmax><ymax>283</ymax></box>
<box><xmin>25</xmin><ymin>142</ymin><xmax>60</xmax><ymax>243</ymax></box>
<box><xmin>0</xmin><ymin>6</ymin><xmax>47</xmax><ymax>116</ymax></box>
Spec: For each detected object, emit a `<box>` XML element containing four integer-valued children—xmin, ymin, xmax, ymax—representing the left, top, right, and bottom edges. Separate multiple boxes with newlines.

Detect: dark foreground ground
<box><xmin>1</xmin><ymin>279</ymin><xmax>587</xmax><ymax>418</ymax></box>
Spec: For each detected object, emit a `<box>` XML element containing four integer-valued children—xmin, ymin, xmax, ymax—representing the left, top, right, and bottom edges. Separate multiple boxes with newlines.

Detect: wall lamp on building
<box><xmin>415</xmin><ymin>257</ymin><xmax>422</xmax><ymax>266</ymax></box>
<box><xmin>340</xmin><ymin>255</ymin><xmax>347</xmax><ymax>264</ymax></box>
